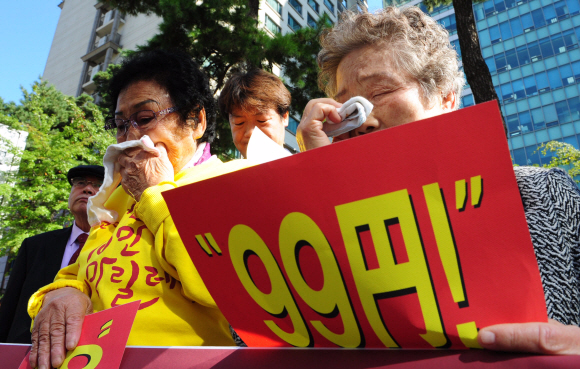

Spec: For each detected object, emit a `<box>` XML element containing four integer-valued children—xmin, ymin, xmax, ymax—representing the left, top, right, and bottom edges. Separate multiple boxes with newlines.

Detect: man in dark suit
<box><xmin>0</xmin><ymin>165</ymin><xmax>104</xmax><ymax>343</ymax></box>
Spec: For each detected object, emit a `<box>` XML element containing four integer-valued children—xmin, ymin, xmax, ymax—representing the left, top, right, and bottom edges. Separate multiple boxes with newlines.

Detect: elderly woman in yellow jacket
<box><xmin>28</xmin><ymin>50</ymin><xmax>249</xmax><ymax>369</ymax></box>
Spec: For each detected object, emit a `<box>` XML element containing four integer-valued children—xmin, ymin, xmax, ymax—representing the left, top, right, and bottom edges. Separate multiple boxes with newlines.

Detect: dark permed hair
<box><xmin>108</xmin><ymin>49</ymin><xmax>217</xmax><ymax>143</ymax></box>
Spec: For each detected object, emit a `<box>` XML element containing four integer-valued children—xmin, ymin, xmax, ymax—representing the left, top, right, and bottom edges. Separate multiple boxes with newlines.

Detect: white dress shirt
<box><xmin>60</xmin><ymin>222</ymin><xmax>89</xmax><ymax>269</ymax></box>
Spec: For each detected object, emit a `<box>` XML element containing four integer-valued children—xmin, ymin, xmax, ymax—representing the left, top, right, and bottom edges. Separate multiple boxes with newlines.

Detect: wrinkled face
<box><xmin>229</xmin><ymin>107</ymin><xmax>289</xmax><ymax>157</ymax></box>
<box><xmin>115</xmin><ymin>80</ymin><xmax>206</xmax><ymax>173</ymax></box>
<box><xmin>333</xmin><ymin>44</ymin><xmax>454</xmax><ymax>143</ymax></box>
<box><xmin>68</xmin><ymin>175</ymin><xmax>101</xmax><ymax>219</ymax></box>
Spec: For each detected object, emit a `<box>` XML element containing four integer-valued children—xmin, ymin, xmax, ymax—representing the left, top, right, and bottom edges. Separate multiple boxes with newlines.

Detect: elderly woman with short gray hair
<box><xmin>298</xmin><ymin>6</ymin><xmax>580</xmax><ymax>354</ymax></box>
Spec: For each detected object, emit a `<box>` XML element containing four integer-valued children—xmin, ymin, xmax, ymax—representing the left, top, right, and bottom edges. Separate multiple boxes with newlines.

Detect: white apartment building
<box><xmin>0</xmin><ymin>124</ymin><xmax>29</xmax><ymax>291</ymax></box>
<box><xmin>0</xmin><ymin>125</ymin><xmax>28</xmax><ymax>182</ymax></box>
<box><xmin>42</xmin><ymin>0</ymin><xmax>368</xmax><ymax>151</ymax></box>
<box><xmin>44</xmin><ymin>0</ymin><xmax>368</xmax><ymax>99</ymax></box>
<box><xmin>43</xmin><ymin>1</ymin><xmax>161</xmax><ymax>98</ymax></box>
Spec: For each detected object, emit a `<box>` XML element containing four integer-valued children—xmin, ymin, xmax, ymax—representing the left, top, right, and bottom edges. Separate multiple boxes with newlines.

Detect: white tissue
<box><xmin>246</xmin><ymin>128</ymin><xmax>292</xmax><ymax>164</ymax></box>
<box><xmin>87</xmin><ymin>135</ymin><xmax>159</xmax><ymax>227</ymax></box>
<box><xmin>322</xmin><ymin>96</ymin><xmax>373</xmax><ymax>137</ymax></box>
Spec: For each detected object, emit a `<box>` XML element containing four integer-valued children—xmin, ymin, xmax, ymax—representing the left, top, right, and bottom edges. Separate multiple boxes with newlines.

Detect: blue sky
<box><xmin>0</xmin><ymin>1</ymin><xmax>61</xmax><ymax>104</ymax></box>
<box><xmin>0</xmin><ymin>0</ymin><xmax>383</xmax><ymax>105</ymax></box>
<box><xmin>367</xmin><ymin>0</ymin><xmax>383</xmax><ymax>12</ymax></box>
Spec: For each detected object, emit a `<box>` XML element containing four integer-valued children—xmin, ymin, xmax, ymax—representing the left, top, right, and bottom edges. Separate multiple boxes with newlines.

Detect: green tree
<box><xmin>272</xmin><ymin>16</ymin><xmax>331</xmax><ymax>116</ymax></box>
<box><xmin>0</xmin><ymin>81</ymin><xmax>115</xmax><ymax>256</ymax></box>
<box><xmin>539</xmin><ymin>141</ymin><xmax>580</xmax><ymax>182</ymax></box>
<box><xmin>97</xmin><ymin>0</ymin><xmax>329</xmax><ymax>158</ymax></box>
<box><xmin>422</xmin><ymin>0</ymin><xmax>505</xmax><ymax>134</ymax></box>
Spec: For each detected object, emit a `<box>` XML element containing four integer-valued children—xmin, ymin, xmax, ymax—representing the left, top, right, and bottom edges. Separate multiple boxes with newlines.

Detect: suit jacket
<box><xmin>0</xmin><ymin>227</ymin><xmax>72</xmax><ymax>343</ymax></box>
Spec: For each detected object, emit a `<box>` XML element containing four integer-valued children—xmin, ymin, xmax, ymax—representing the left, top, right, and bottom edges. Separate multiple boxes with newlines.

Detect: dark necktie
<box><xmin>68</xmin><ymin>233</ymin><xmax>88</xmax><ymax>265</ymax></box>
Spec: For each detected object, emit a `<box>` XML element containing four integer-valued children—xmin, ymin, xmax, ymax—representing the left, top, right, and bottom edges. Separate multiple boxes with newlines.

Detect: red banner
<box><xmin>4</xmin><ymin>344</ymin><xmax>580</xmax><ymax>369</ymax></box>
<box><xmin>18</xmin><ymin>300</ymin><xmax>139</xmax><ymax>369</ymax></box>
<box><xmin>164</xmin><ymin>101</ymin><xmax>547</xmax><ymax>348</ymax></box>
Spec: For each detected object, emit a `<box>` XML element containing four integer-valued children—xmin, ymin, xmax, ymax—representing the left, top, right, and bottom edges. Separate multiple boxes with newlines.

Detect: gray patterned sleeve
<box><xmin>514</xmin><ymin>166</ymin><xmax>580</xmax><ymax>326</ymax></box>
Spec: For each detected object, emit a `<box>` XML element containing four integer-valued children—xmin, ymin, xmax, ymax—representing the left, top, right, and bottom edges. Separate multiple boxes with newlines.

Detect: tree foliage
<box><xmin>97</xmin><ymin>0</ymin><xmax>329</xmax><ymax>158</ymax></box>
<box><xmin>540</xmin><ymin>141</ymin><xmax>580</xmax><ymax>182</ymax></box>
<box><xmin>272</xmin><ymin>16</ymin><xmax>331</xmax><ymax>116</ymax></box>
<box><xmin>0</xmin><ymin>81</ymin><xmax>115</xmax><ymax>255</ymax></box>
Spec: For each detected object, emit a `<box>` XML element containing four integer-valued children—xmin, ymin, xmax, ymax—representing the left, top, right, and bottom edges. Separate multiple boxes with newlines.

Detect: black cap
<box><xmin>67</xmin><ymin>165</ymin><xmax>105</xmax><ymax>185</ymax></box>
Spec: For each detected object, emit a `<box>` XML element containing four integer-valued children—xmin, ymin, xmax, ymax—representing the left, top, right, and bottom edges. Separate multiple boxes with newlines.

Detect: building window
<box><xmin>267</xmin><ymin>0</ymin><xmax>282</xmax><ymax>14</ymax></box>
<box><xmin>518</xmin><ymin>111</ymin><xmax>533</xmax><ymax>132</ymax></box>
<box><xmin>289</xmin><ymin>0</ymin><xmax>303</xmax><ymax>16</ymax></box>
<box><xmin>307</xmin><ymin>14</ymin><xmax>317</xmax><ymax>28</ymax></box>
<box><xmin>461</xmin><ymin>94</ymin><xmax>474</xmax><ymax>108</ymax></box>
<box><xmin>524</xmin><ymin>75</ymin><xmax>537</xmax><ymax>96</ymax></box>
<box><xmin>288</xmin><ymin>15</ymin><xmax>302</xmax><ymax>32</ymax></box>
<box><xmin>569</xmin><ymin>0</ymin><xmax>580</xmax><ymax>15</ymax></box>
<box><xmin>507</xmin><ymin>113</ymin><xmax>520</xmax><ymax>135</ymax></box>
<box><xmin>485</xmin><ymin>56</ymin><xmax>496</xmax><ymax>73</ymax></box>
<box><xmin>266</xmin><ymin>15</ymin><xmax>281</xmax><ymax>34</ymax></box>
<box><xmin>437</xmin><ymin>14</ymin><xmax>457</xmax><ymax>35</ymax></box>
<box><xmin>513</xmin><ymin>148</ymin><xmax>527</xmax><ymax>166</ymax></box>
<box><xmin>518</xmin><ymin>14</ymin><xmax>532</xmax><ymax>34</ymax></box>
<box><xmin>510</xmin><ymin>17</ymin><xmax>523</xmax><ymax>37</ymax></box>
<box><xmin>525</xmin><ymin>145</ymin><xmax>541</xmax><ymax>166</ymax></box>
<box><xmin>324</xmin><ymin>0</ymin><xmax>335</xmax><ymax>14</ymax></box>
<box><xmin>288</xmin><ymin>116</ymin><xmax>300</xmax><ymax>133</ymax></box>
<box><xmin>489</xmin><ymin>25</ymin><xmax>501</xmax><ymax>43</ymax></box>
<box><xmin>308</xmin><ymin>0</ymin><xmax>319</xmax><ymax>13</ymax></box>
<box><xmin>484</xmin><ymin>1</ymin><xmax>495</xmax><ymax>17</ymax></box>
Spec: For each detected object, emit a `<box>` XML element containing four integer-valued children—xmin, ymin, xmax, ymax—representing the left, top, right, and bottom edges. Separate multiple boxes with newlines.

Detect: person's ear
<box><xmin>191</xmin><ymin>108</ymin><xmax>207</xmax><ymax>140</ymax></box>
<box><xmin>441</xmin><ymin>91</ymin><xmax>457</xmax><ymax>111</ymax></box>
<box><xmin>282</xmin><ymin>111</ymin><xmax>289</xmax><ymax>127</ymax></box>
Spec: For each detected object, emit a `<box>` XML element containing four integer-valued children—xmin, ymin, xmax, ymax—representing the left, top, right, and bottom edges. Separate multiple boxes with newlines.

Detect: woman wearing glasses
<box><xmin>27</xmin><ymin>50</ymin><xmax>249</xmax><ymax>369</ymax></box>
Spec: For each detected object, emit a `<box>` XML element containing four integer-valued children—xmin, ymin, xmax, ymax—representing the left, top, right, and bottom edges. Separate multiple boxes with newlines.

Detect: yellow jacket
<box><xmin>28</xmin><ymin>158</ymin><xmax>252</xmax><ymax>346</ymax></box>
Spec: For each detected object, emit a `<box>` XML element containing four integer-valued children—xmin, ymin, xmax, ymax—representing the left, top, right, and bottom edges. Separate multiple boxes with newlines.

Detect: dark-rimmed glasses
<box><xmin>71</xmin><ymin>177</ymin><xmax>102</xmax><ymax>189</ymax></box>
<box><xmin>104</xmin><ymin>107</ymin><xmax>179</xmax><ymax>137</ymax></box>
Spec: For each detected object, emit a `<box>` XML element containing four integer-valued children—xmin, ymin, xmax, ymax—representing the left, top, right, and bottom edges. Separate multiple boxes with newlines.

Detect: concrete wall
<box><xmin>43</xmin><ymin>0</ymin><xmax>96</xmax><ymax>96</ymax></box>
<box><xmin>118</xmin><ymin>13</ymin><xmax>162</xmax><ymax>58</ymax></box>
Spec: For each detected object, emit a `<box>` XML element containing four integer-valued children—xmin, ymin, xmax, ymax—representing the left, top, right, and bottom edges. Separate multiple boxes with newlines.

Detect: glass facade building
<box><xmin>470</xmin><ymin>0</ymin><xmax>580</xmax><ymax>167</ymax></box>
<box><xmin>386</xmin><ymin>0</ymin><xmax>580</xmax><ymax>167</ymax></box>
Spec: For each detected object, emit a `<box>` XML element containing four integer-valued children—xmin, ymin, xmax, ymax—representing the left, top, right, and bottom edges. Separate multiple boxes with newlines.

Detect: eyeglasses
<box><xmin>104</xmin><ymin>107</ymin><xmax>179</xmax><ymax>137</ymax></box>
<box><xmin>71</xmin><ymin>177</ymin><xmax>103</xmax><ymax>189</ymax></box>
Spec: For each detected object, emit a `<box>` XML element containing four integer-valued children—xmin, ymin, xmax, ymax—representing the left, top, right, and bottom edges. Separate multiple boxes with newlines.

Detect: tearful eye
<box><xmin>136</xmin><ymin>117</ymin><xmax>155</xmax><ymax>126</ymax></box>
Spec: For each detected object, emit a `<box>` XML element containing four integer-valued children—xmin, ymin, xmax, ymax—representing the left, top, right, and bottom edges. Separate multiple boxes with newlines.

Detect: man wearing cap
<box><xmin>0</xmin><ymin>165</ymin><xmax>104</xmax><ymax>344</ymax></box>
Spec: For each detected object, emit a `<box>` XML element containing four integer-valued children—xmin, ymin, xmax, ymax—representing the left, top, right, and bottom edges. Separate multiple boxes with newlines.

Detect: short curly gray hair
<box><xmin>318</xmin><ymin>6</ymin><xmax>464</xmax><ymax>108</ymax></box>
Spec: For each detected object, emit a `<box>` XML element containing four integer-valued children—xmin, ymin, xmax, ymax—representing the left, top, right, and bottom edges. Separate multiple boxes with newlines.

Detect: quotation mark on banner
<box><xmin>98</xmin><ymin>319</ymin><xmax>113</xmax><ymax>339</ymax></box>
<box><xmin>196</xmin><ymin>233</ymin><xmax>222</xmax><ymax>256</ymax></box>
<box><xmin>59</xmin><ymin>321</ymin><xmax>112</xmax><ymax>369</ymax></box>
<box><xmin>455</xmin><ymin>176</ymin><xmax>483</xmax><ymax>212</ymax></box>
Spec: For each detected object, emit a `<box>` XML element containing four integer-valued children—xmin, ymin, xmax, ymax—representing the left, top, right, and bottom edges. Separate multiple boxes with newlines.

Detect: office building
<box><xmin>384</xmin><ymin>0</ymin><xmax>580</xmax><ymax>167</ymax></box>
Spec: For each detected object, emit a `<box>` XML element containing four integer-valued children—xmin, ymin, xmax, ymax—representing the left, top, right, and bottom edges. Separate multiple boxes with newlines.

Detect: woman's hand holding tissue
<box><xmin>296</xmin><ymin>98</ymin><xmax>342</xmax><ymax>152</ymax></box>
<box><xmin>118</xmin><ymin>142</ymin><xmax>174</xmax><ymax>201</ymax></box>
